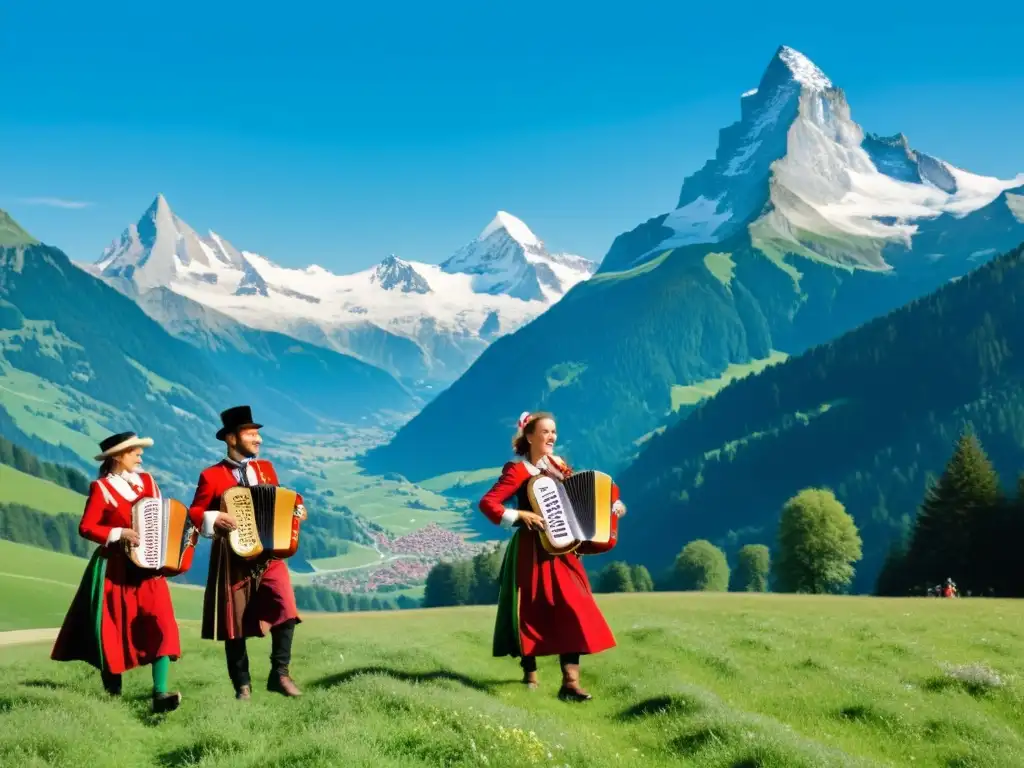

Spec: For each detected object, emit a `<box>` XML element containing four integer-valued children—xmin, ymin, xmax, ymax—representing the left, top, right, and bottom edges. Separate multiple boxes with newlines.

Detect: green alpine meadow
<box><xmin>3</xmin><ymin>594</ymin><xmax>1024</xmax><ymax>768</ymax></box>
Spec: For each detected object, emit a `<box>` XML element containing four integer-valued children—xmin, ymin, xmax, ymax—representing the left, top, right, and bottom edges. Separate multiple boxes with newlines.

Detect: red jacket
<box><xmin>478</xmin><ymin>460</ymin><xmax>622</xmax><ymax>555</ymax></box>
<box><xmin>79</xmin><ymin>471</ymin><xmax>160</xmax><ymax>546</ymax></box>
<box><xmin>188</xmin><ymin>458</ymin><xmax>304</xmax><ymax>537</ymax></box>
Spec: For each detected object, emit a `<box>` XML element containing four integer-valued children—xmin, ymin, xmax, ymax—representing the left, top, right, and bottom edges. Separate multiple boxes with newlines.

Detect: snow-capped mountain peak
<box><xmin>606</xmin><ymin>44</ymin><xmax>1024</xmax><ymax>273</ymax></box>
<box><xmin>440</xmin><ymin>211</ymin><xmax>595</xmax><ymax>302</ymax></box>
<box><xmin>94</xmin><ymin>194</ymin><xmax>247</xmax><ymax>291</ymax></box>
<box><xmin>85</xmin><ymin>203</ymin><xmax>595</xmax><ymax>388</ymax></box>
<box><xmin>478</xmin><ymin>211</ymin><xmax>541</xmax><ymax>248</ymax></box>
<box><xmin>775</xmin><ymin>45</ymin><xmax>832</xmax><ymax>90</ymax></box>
<box><xmin>370</xmin><ymin>254</ymin><xmax>431</xmax><ymax>294</ymax></box>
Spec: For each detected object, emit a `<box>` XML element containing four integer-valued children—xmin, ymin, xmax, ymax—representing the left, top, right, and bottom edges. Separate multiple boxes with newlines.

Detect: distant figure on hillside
<box><xmin>478</xmin><ymin>410</ymin><xmax>627</xmax><ymax>702</ymax></box>
<box><xmin>943</xmin><ymin>578</ymin><xmax>958</xmax><ymax>598</ymax></box>
<box><xmin>187</xmin><ymin>405</ymin><xmax>306</xmax><ymax>701</ymax></box>
<box><xmin>50</xmin><ymin>431</ymin><xmax>183</xmax><ymax>713</ymax></box>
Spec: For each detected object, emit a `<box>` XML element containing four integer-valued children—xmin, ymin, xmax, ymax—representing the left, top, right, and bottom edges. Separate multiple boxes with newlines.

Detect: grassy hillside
<box><xmin>2</xmin><ymin>594</ymin><xmax>1023</xmax><ymax>767</ymax></box>
<box><xmin>0</xmin><ymin>540</ymin><xmax>204</xmax><ymax>631</ymax></box>
<box><xmin>670</xmin><ymin>350</ymin><xmax>788</xmax><ymax>411</ymax></box>
<box><xmin>0</xmin><ymin>210</ymin><xmax>37</xmax><ymax>247</ymax></box>
<box><xmin>365</xmin><ymin>198</ymin><xmax>1024</xmax><ymax>484</ymax></box>
<box><xmin>0</xmin><ymin>460</ymin><xmax>94</xmax><ymax>557</ymax></box>
<box><xmin>615</xmin><ymin>241</ymin><xmax>1024</xmax><ymax>590</ymax></box>
<box><xmin>0</xmin><ymin>464</ymin><xmax>85</xmax><ymax>516</ymax></box>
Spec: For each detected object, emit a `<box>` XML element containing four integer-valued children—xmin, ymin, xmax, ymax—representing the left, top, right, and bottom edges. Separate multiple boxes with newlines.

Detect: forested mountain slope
<box><xmin>614</xmin><ymin>241</ymin><xmax>1024</xmax><ymax>591</ymax></box>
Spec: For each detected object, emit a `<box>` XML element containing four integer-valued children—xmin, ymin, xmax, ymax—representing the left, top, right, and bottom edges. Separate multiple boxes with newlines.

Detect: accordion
<box><xmin>526</xmin><ymin>470</ymin><xmax>617</xmax><ymax>556</ymax></box>
<box><xmin>126</xmin><ymin>497</ymin><xmax>199</xmax><ymax>575</ymax></box>
<box><xmin>222</xmin><ymin>484</ymin><xmax>306</xmax><ymax>560</ymax></box>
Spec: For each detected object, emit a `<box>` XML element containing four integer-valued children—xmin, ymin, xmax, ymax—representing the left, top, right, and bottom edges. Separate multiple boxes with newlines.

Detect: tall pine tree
<box><xmin>905</xmin><ymin>430</ymin><xmax>1001</xmax><ymax>593</ymax></box>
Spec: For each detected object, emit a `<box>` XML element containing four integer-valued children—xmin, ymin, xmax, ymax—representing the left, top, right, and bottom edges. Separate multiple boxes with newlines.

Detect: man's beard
<box><xmin>230</xmin><ymin>444</ymin><xmax>258</xmax><ymax>460</ymax></box>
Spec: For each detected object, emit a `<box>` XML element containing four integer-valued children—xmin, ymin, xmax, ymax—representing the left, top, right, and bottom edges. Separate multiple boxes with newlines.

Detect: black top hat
<box><xmin>216</xmin><ymin>405</ymin><xmax>263</xmax><ymax>441</ymax></box>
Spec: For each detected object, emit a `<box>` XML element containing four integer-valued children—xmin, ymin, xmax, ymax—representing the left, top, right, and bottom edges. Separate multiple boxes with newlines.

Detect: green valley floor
<box><xmin>1</xmin><ymin>594</ymin><xmax>1022</xmax><ymax>767</ymax></box>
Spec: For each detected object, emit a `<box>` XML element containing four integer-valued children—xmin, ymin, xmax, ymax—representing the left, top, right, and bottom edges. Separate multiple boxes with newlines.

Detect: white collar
<box><xmin>111</xmin><ymin>470</ymin><xmax>142</xmax><ymax>486</ymax></box>
<box><xmin>105</xmin><ymin>470</ymin><xmax>145</xmax><ymax>502</ymax></box>
<box><xmin>523</xmin><ymin>455</ymin><xmax>566</xmax><ymax>478</ymax></box>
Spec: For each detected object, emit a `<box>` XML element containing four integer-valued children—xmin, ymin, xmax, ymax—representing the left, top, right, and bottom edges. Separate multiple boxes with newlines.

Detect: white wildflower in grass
<box><xmin>941</xmin><ymin>662</ymin><xmax>1006</xmax><ymax>693</ymax></box>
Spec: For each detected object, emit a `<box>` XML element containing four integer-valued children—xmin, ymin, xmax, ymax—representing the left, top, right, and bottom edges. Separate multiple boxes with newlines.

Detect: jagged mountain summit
<box><xmin>87</xmin><ymin>199</ymin><xmax>595</xmax><ymax>388</ymax></box>
<box><xmin>366</xmin><ymin>44</ymin><xmax>1024</xmax><ymax>484</ymax></box>
<box><xmin>602</xmin><ymin>45</ymin><xmax>1024</xmax><ymax>274</ymax></box>
<box><xmin>95</xmin><ymin>194</ymin><xmax>247</xmax><ymax>291</ymax></box>
<box><xmin>371</xmin><ymin>254</ymin><xmax>432</xmax><ymax>294</ymax></box>
<box><xmin>441</xmin><ymin>211</ymin><xmax>581</xmax><ymax>301</ymax></box>
<box><xmin>0</xmin><ymin>206</ymin><xmax>416</xmax><ymax>495</ymax></box>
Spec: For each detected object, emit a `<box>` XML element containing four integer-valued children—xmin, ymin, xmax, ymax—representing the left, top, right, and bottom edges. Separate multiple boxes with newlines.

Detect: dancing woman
<box><xmin>478</xmin><ymin>411</ymin><xmax>626</xmax><ymax>701</ymax></box>
<box><xmin>51</xmin><ymin>432</ymin><xmax>182</xmax><ymax>713</ymax></box>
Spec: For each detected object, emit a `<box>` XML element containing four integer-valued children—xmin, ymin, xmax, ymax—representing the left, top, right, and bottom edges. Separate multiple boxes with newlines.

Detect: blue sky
<box><xmin>3</xmin><ymin>1</ymin><xmax>1023</xmax><ymax>271</ymax></box>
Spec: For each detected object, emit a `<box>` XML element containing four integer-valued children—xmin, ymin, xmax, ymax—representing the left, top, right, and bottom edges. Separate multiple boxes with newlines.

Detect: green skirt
<box><xmin>50</xmin><ymin>549</ymin><xmax>108</xmax><ymax>671</ymax></box>
<box><xmin>492</xmin><ymin>530</ymin><xmax>521</xmax><ymax>658</ymax></box>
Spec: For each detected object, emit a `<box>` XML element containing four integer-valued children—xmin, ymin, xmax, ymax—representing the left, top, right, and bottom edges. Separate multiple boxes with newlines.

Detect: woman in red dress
<box><xmin>51</xmin><ymin>431</ymin><xmax>183</xmax><ymax>713</ymax></box>
<box><xmin>479</xmin><ymin>411</ymin><xmax>627</xmax><ymax>701</ymax></box>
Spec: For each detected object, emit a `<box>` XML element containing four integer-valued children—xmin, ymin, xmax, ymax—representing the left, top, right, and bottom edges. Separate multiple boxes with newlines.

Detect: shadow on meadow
<box><xmin>20</xmin><ymin>678</ymin><xmax>65</xmax><ymax>690</ymax></box>
<box><xmin>158</xmin><ymin>735</ymin><xmax>249</xmax><ymax>768</ymax></box>
<box><xmin>311</xmin><ymin>665</ymin><xmax>515</xmax><ymax>694</ymax></box>
<box><xmin>617</xmin><ymin>693</ymin><xmax>706</xmax><ymax>720</ymax></box>
<box><xmin>2</xmin><ymin>677</ymin><xmax>80</xmax><ymax>713</ymax></box>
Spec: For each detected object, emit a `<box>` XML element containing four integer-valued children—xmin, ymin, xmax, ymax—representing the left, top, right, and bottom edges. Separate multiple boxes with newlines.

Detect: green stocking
<box><xmin>152</xmin><ymin>656</ymin><xmax>170</xmax><ymax>694</ymax></box>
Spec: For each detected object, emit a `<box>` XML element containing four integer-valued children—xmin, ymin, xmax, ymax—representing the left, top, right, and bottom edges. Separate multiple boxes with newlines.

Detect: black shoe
<box><xmin>152</xmin><ymin>691</ymin><xmax>181</xmax><ymax>713</ymax></box>
<box><xmin>102</xmin><ymin>672</ymin><xmax>122</xmax><ymax>697</ymax></box>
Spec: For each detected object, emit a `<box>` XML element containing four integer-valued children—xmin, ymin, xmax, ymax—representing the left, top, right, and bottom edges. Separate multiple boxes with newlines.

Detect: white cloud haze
<box><xmin>18</xmin><ymin>197</ymin><xmax>94</xmax><ymax>209</ymax></box>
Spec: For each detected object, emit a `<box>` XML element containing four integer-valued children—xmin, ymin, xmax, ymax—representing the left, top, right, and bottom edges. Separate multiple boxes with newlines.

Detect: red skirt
<box><xmin>52</xmin><ymin>549</ymin><xmax>181</xmax><ymax>674</ymax></box>
<box><xmin>493</xmin><ymin>529</ymin><xmax>616</xmax><ymax>658</ymax></box>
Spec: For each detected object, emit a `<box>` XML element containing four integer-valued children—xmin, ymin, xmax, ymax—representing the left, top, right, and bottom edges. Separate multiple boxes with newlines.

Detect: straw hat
<box><xmin>94</xmin><ymin>431</ymin><xmax>154</xmax><ymax>461</ymax></box>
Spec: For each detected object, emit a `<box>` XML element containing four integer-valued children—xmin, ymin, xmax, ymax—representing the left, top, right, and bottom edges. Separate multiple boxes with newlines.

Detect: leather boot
<box><xmin>267</xmin><ymin>620</ymin><xmax>300</xmax><ymax>696</ymax></box>
<box><xmin>558</xmin><ymin>662</ymin><xmax>592</xmax><ymax>702</ymax></box>
<box><xmin>267</xmin><ymin>668</ymin><xmax>303</xmax><ymax>697</ymax></box>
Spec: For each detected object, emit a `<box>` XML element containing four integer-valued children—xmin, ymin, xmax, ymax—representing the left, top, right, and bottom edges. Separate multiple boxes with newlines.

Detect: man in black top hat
<box><xmin>187</xmin><ymin>405</ymin><xmax>305</xmax><ymax>700</ymax></box>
